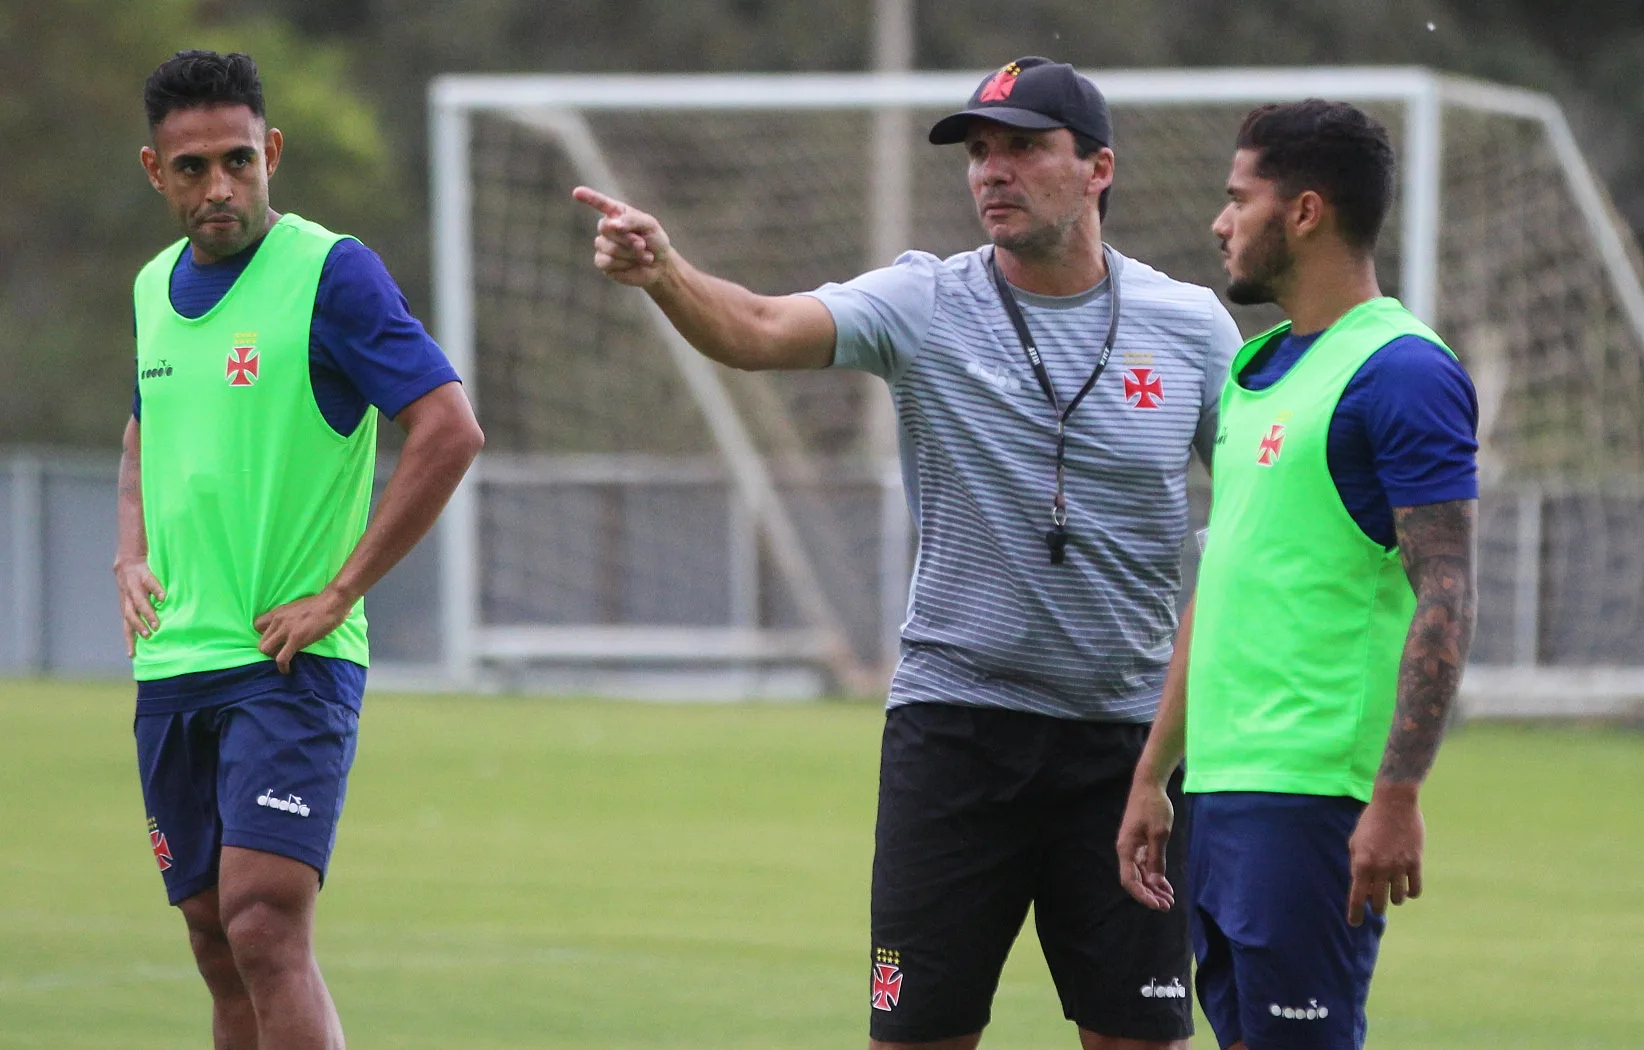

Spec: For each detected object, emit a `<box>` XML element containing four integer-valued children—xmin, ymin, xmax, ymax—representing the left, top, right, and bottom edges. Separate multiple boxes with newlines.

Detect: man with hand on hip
<box><xmin>121</xmin><ymin>48</ymin><xmax>483</xmax><ymax>1049</ymax></box>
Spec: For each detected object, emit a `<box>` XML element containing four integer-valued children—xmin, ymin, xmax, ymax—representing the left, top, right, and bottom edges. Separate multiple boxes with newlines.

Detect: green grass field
<box><xmin>2</xmin><ymin>680</ymin><xmax>1640</xmax><ymax>1048</ymax></box>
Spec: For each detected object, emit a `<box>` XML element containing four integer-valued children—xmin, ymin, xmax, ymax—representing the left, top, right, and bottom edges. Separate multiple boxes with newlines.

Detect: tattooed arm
<box><xmin>1346</xmin><ymin>498</ymin><xmax>1478</xmax><ymax>926</ymax></box>
<box><xmin>1383</xmin><ymin>500</ymin><xmax>1479</xmax><ymax>782</ymax></box>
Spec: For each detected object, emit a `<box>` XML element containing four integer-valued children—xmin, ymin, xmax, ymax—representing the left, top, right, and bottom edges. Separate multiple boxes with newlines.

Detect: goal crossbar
<box><xmin>428</xmin><ymin>66</ymin><xmax>1644</xmax><ymax>708</ymax></box>
<box><xmin>432</xmin><ymin>66</ymin><xmax>1644</xmax><ymax>346</ymax></box>
<box><xmin>435</xmin><ymin>66</ymin><xmax>1483</xmax><ymax>111</ymax></box>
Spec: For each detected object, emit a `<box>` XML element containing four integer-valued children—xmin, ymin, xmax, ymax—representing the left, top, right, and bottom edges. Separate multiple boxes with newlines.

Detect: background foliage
<box><xmin>4</xmin><ymin>0</ymin><xmax>1641</xmax><ymax>444</ymax></box>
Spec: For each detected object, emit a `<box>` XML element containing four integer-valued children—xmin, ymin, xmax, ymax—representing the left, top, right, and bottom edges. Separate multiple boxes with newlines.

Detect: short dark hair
<box><xmin>1072</xmin><ymin>131</ymin><xmax>1111</xmax><ymax>221</ymax></box>
<box><xmin>144</xmin><ymin>50</ymin><xmax>265</xmax><ymax>129</ymax></box>
<box><xmin>1235</xmin><ymin>100</ymin><xmax>1394</xmax><ymax>251</ymax></box>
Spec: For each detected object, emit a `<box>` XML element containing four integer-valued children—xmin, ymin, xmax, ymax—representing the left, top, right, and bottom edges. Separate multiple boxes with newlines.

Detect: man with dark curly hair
<box><xmin>121</xmin><ymin>49</ymin><xmax>483</xmax><ymax>1048</ymax></box>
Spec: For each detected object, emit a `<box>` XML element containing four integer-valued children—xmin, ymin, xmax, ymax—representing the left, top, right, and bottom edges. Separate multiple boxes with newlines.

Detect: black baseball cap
<box><xmin>928</xmin><ymin>57</ymin><xmax>1113</xmax><ymax>147</ymax></box>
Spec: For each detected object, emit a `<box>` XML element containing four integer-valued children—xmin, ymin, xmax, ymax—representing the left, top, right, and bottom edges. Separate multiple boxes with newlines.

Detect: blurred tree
<box><xmin>218</xmin><ymin>0</ymin><xmax>880</xmax><ymax>308</ymax></box>
<box><xmin>0</xmin><ymin>0</ymin><xmax>399</xmax><ymax>444</ymax></box>
<box><xmin>921</xmin><ymin>0</ymin><xmax>1644</xmax><ymax>241</ymax></box>
<box><xmin>7</xmin><ymin>0</ymin><xmax>1642</xmax><ymax>446</ymax></box>
<box><xmin>224</xmin><ymin>0</ymin><xmax>1644</xmax><ymax>311</ymax></box>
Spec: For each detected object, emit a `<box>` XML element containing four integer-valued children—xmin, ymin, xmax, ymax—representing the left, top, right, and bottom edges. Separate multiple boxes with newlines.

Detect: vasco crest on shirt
<box><xmin>1120</xmin><ymin>351</ymin><xmax>1164</xmax><ymax>409</ymax></box>
<box><xmin>226</xmin><ymin>332</ymin><xmax>260</xmax><ymax>387</ymax></box>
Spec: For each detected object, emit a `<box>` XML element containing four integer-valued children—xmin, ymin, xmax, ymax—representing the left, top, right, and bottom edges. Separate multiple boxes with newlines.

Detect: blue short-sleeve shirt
<box><xmin>1237</xmin><ymin>331</ymin><xmax>1479</xmax><ymax>548</ymax></box>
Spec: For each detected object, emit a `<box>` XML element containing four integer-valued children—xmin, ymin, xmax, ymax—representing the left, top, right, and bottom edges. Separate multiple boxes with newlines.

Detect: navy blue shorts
<box><xmin>135</xmin><ymin>685</ymin><xmax>360</xmax><ymax>906</ymax></box>
<box><xmin>1188</xmin><ymin>792</ymin><xmax>1386</xmax><ymax>1050</ymax></box>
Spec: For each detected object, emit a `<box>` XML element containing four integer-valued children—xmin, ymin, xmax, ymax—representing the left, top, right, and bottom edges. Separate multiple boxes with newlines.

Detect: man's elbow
<box><xmin>416</xmin><ymin>411</ymin><xmax>484</xmax><ymax>468</ymax></box>
<box><xmin>449</xmin><ymin>416</ymin><xmax>485</xmax><ymax>465</ymax></box>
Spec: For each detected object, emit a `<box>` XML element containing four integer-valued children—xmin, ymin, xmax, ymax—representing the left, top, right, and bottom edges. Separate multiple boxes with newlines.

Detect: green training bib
<box><xmin>1186</xmin><ymin>298</ymin><xmax>1455</xmax><ymax>801</ymax></box>
<box><xmin>132</xmin><ymin>214</ymin><xmax>375</xmax><ymax>679</ymax></box>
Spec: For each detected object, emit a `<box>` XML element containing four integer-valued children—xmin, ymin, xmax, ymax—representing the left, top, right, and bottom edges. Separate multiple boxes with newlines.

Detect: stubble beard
<box><xmin>987</xmin><ymin>205</ymin><xmax>1083</xmax><ymax>263</ymax></box>
<box><xmin>1225</xmin><ymin>214</ymin><xmax>1292</xmax><ymax>306</ymax></box>
<box><xmin>187</xmin><ymin>203</ymin><xmax>269</xmax><ymax>262</ymax></box>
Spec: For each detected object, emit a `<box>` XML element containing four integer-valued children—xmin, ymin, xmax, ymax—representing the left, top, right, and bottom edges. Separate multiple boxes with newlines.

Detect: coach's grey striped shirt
<box><xmin>809</xmin><ymin>246</ymin><xmax>1240</xmax><ymax>722</ymax></box>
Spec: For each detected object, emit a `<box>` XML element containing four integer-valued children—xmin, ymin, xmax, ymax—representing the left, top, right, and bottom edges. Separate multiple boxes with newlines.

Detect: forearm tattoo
<box><xmin>1381</xmin><ymin>499</ymin><xmax>1478</xmax><ymax>784</ymax></box>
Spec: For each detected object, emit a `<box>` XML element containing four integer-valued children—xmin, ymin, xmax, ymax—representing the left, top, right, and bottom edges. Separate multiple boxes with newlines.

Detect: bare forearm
<box><xmin>574</xmin><ymin>187</ymin><xmax>832</xmax><ymax>370</ymax></box>
<box><xmin>328</xmin><ymin>424</ymin><xmax>480</xmax><ymax>604</ymax></box>
<box><xmin>1379</xmin><ymin>500</ymin><xmax>1478</xmax><ymax>791</ymax></box>
<box><xmin>115</xmin><ymin>419</ymin><xmax>146</xmax><ymax>564</ymax></box>
<box><xmin>648</xmin><ymin>258</ymin><xmax>829</xmax><ymax>371</ymax></box>
<box><xmin>1136</xmin><ymin>595</ymin><xmax>1194</xmax><ymax>786</ymax></box>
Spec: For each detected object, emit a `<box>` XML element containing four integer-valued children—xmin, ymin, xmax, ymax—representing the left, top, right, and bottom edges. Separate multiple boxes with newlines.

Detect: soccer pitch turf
<box><xmin>1</xmin><ymin>681</ymin><xmax>1639</xmax><ymax>1048</ymax></box>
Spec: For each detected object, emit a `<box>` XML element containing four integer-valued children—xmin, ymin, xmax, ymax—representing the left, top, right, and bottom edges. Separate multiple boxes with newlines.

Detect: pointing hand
<box><xmin>572</xmin><ymin>186</ymin><xmax>673</xmax><ymax>289</ymax></box>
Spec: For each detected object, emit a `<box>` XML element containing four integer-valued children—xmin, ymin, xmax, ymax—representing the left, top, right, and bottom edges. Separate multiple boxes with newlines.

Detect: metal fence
<box><xmin>0</xmin><ymin>452</ymin><xmax>440</xmax><ymax>678</ymax></box>
<box><xmin>9</xmin><ymin>451</ymin><xmax>1642</xmax><ymax>713</ymax></box>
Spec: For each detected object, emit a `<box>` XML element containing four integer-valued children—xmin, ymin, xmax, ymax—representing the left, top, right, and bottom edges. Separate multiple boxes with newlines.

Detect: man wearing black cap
<box><xmin>575</xmin><ymin>56</ymin><xmax>1239</xmax><ymax>1050</ymax></box>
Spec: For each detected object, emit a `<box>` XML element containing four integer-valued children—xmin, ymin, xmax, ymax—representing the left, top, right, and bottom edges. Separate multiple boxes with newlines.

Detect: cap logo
<box><xmin>978</xmin><ymin>63</ymin><xmax>1022</xmax><ymax>103</ymax></box>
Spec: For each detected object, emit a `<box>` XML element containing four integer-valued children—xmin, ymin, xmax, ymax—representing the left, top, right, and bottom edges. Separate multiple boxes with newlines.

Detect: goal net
<box><xmin>428</xmin><ymin>67</ymin><xmax>1644</xmax><ymax>711</ymax></box>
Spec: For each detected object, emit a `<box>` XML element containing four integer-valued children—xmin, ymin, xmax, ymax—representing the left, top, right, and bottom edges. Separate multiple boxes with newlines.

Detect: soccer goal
<box><xmin>426</xmin><ymin>66</ymin><xmax>1644</xmax><ymax>712</ymax></box>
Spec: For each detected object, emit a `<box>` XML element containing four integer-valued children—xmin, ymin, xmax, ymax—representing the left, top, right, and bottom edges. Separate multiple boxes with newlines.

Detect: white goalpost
<box><xmin>425</xmin><ymin>66</ymin><xmax>1644</xmax><ymax>713</ymax></box>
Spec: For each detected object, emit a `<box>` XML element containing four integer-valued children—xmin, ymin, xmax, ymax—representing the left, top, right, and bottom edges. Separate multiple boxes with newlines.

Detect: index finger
<box><xmin>1346</xmin><ymin>875</ymin><xmax>1368</xmax><ymax>927</ymax></box>
<box><xmin>1144</xmin><ymin>828</ymin><xmax>1170</xmax><ymax>877</ymax></box>
<box><xmin>276</xmin><ymin>640</ymin><xmax>297</xmax><ymax>674</ymax></box>
<box><xmin>120</xmin><ymin>587</ymin><xmax>158</xmax><ymax>632</ymax></box>
<box><xmin>572</xmin><ymin>185</ymin><xmax>626</xmax><ymax>218</ymax></box>
<box><xmin>1118</xmin><ymin>849</ymin><xmax>1158</xmax><ymax>908</ymax></box>
<box><xmin>1368</xmin><ymin>877</ymin><xmax>1392</xmax><ymax>919</ymax></box>
<box><xmin>1118</xmin><ymin>854</ymin><xmax>1142</xmax><ymax>897</ymax></box>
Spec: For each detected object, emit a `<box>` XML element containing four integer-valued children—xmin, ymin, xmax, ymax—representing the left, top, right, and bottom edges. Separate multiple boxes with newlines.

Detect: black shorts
<box><xmin>869</xmin><ymin>702</ymin><xmax>1191</xmax><ymax>1044</ymax></box>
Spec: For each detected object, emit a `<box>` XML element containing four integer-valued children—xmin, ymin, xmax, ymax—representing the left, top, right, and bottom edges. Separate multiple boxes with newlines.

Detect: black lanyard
<box><xmin>988</xmin><ymin>245</ymin><xmax>1121</xmax><ymax>565</ymax></box>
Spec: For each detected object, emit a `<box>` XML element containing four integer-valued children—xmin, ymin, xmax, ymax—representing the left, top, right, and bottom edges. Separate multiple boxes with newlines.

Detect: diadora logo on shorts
<box><xmin>226</xmin><ymin>332</ymin><xmax>259</xmax><ymax>387</ymax></box>
<box><xmin>139</xmin><ymin>360</ymin><xmax>175</xmax><ymax>380</ymax></box>
<box><xmin>1140</xmin><ymin>977</ymin><xmax>1188</xmax><ymax>999</ymax></box>
<box><xmin>1270</xmin><ymin>999</ymin><xmax>1330</xmax><ymax>1020</ymax></box>
<box><xmin>871</xmin><ymin>947</ymin><xmax>904</xmax><ymax>1012</ymax></box>
<box><xmin>147</xmin><ymin>815</ymin><xmax>173</xmax><ymax>872</ymax></box>
<box><xmin>257</xmin><ymin>789</ymin><xmax>311</xmax><ymax>817</ymax></box>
